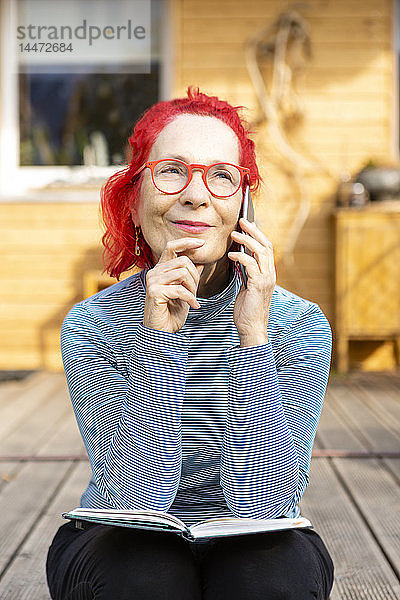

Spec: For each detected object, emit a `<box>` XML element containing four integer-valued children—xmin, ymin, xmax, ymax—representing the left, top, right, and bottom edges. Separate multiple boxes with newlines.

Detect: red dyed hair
<box><xmin>101</xmin><ymin>87</ymin><xmax>261</xmax><ymax>278</ymax></box>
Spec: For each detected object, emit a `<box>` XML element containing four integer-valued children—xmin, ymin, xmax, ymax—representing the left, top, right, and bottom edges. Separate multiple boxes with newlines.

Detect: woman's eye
<box><xmin>158</xmin><ymin>164</ymin><xmax>184</xmax><ymax>176</ymax></box>
<box><xmin>214</xmin><ymin>170</ymin><xmax>233</xmax><ymax>181</ymax></box>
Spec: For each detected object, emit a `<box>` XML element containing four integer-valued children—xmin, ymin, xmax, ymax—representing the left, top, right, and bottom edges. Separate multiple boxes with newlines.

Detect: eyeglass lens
<box><xmin>153</xmin><ymin>160</ymin><xmax>242</xmax><ymax>196</ymax></box>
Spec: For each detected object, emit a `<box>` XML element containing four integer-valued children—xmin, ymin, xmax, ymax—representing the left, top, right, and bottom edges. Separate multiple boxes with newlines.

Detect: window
<box><xmin>0</xmin><ymin>0</ymin><xmax>170</xmax><ymax>196</ymax></box>
<box><xmin>19</xmin><ymin>69</ymin><xmax>160</xmax><ymax>167</ymax></box>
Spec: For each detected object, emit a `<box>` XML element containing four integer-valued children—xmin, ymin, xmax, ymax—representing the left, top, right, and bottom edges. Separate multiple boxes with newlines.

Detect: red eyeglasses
<box><xmin>132</xmin><ymin>159</ymin><xmax>250</xmax><ymax>198</ymax></box>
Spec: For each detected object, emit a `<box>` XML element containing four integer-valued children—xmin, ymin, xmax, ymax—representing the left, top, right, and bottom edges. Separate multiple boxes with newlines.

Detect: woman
<box><xmin>46</xmin><ymin>88</ymin><xmax>334</xmax><ymax>599</ymax></box>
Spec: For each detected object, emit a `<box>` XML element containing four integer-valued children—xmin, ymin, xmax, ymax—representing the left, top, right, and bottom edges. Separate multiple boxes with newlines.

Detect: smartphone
<box><xmin>234</xmin><ymin>179</ymin><xmax>255</xmax><ymax>288</ymax></box>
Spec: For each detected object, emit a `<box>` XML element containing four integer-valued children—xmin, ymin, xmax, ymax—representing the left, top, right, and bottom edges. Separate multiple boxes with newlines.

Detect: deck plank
<box><xmin>317</xmin><ymin>379</ymin><xmax>400</xmax><ymax>586</ymax></box>
<box><xmin>384</xmin><ymin>457</ymin><xmax>400</xmax><ymax>481</ymax></box>
<box><xmin>0</xmin><ymin>461</ymin><xmax>72</xmax><ymax>576</ymax></box>
<box><xmin>0</xmin><ymin>373</ymin><xmax>47</xmax><ymax>405</ymax></box>
<box><xmin>0</xmin><ymin>372</ymin><xmax>51</xmax><ymax>403</ymax></box>
<box><xmin>331</xmin><ymin>457</ymin><xmax>400</xmax><ymax>578</ymax></box>
<box><xmin>38</xmin><ymin>408</ymin><xmax>86</xmax><ymax>457</ymax></box>
<box><xmin>317</xmin><ymin>393</ymin><xmax>366</xmax><ymax>452</ymax></box>
<box><xmin>0</xmin><ymin>373</ymin><xmax>86</xmax><ymax>459</ymax></box>
<box><xmin>349</xmin><ymin>377</ymin><xmax>400</xmax><ymax>435</ymax></box>
<box><xmin>0</xmin><ymin>385</ymin><xmax>70</xmax><ymax>457</ymax></box>
<box><xmin>0</xmin><ymin>461</ymin><xmax>91</xmax><ymax>599</ymax></box>
<box><xmin>327</xmin><ymin>382</ymin><xmax>400</xmax><ymax>452</ymax></box>
<box><xmin>0</xmin><ymin>463</ymin><xmax>23</xmax><ymax>495</ymax></box>
<box><xmin>0</xmin><ymin>374</ymin><xmax>64</xmax><ymax>442</ymax></box>
<box><xmin>301</xmin><ymin>458</ymin><xmax>400</xmax><ymax>599</ymax></box>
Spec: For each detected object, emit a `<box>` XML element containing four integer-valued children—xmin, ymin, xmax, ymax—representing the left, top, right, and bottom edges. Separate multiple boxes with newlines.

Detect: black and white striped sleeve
<box><xmin>61</xmin><ymin>306</ymin><xmax>189</xmax><ymax>511</ymax></box>
<box><xmin>221</xmin><ymin>303</ymin><xmax>332</xmax><ymax>519</ymax></box>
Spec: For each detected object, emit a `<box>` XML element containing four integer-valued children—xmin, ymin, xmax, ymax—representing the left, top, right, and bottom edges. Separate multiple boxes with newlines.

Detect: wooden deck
<box><xmin>0</xmin><ymin>371</ymin><xmax>399</xmax><ymax>599</ymax></box>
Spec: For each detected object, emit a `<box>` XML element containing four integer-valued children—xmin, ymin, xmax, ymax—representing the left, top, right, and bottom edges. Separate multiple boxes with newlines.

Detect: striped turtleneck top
<box><xmin>61</xmin><ymin>265</ymin><xmax>332</xmax><ymax>526</ymax></box>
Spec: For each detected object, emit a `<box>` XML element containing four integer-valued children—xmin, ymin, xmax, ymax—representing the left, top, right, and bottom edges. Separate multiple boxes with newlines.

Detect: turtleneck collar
<box><xmin>139</xmin><ymin>264</ymin><xmax>242</xmax><ymax>323</ymax></box>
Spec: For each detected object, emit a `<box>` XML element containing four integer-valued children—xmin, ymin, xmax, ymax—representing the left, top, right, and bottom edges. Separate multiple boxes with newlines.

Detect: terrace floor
<box><xmin>0</xmin><ymin>370</ymin><xmax>399</xmax><ymax>599</ymax></box>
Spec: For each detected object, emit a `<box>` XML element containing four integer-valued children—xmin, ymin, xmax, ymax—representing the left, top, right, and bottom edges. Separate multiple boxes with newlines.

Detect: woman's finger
<box><xmin>227</xmin><ymin>251</ymin><xmax>261</xmax><ymax>280</ymax></box>
<box><xmin>231</xmin><ymin>230</ymin><xmax>265</xmax><ymax>255</ymax></box>
<box><xmin>230</xmin><ymin>231</ymin><xmax>271</xmax><ymax>273</ymax></box>
<box><xmin>162</xmin><ymin>255</ymin><xmax>201</xmax><ymax>281</ymax></box>
<box><xmin>159</xmin><ymin>238</ymin><xmax>206</xmax><ymax>263</ymax></box>
<box><xmin>159</xmin><ymin>284</ymin><xmax>200</xmax><ymax>309</ymax></box>
<box><xmin>158</xmin><ymin>266</ymin><xmax>198</xmax><ymax>297</ymax></box>
<box><xmin>228</xmin><ymin>247</ymin><xmax>276</xmax><ymax>285</ymax></box>
<box><xmin>157</xmin><ymin>239</ymin><xmax>205</xmax><ymax>286</ymax></box>
<box><xmin>155</xmin><ymin>255</ymin><xmax>201</xmax><ymax>295</ymax></box>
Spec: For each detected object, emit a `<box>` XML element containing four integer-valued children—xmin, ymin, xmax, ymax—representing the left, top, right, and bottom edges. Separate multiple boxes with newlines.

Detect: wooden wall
<box><xmin>0</xmin><ymin>202</ymin><xmax>105</xmax><ymax>370</ymax></box>
<box><xmin>0</xmin><ymin>0</ymin><xmax>397</xmax><ymax>371</ymax></box>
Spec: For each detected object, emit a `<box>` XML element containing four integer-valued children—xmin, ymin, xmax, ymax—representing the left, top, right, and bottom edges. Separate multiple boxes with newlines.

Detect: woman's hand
<box><xmin>143</xmin><ymin>238</ymin><xmax>205</xmax><ymax>333</ymax></box>
<box><xmin>228</xmin><ymin>218</ymin><xmax>276</xmax><ymax>347</ymax></box>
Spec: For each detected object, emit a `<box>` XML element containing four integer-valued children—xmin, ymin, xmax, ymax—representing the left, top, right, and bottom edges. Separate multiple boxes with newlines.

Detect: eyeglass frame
<box><xmin>132</xmin><ymin>159</ymin><xmax>250</xmax><ymax>199</ymax></box>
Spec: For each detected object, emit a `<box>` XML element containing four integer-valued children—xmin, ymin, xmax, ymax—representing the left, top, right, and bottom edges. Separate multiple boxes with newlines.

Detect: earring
<box><xmin>134</xmin><ymin>225</ymin><xmax>141</xmax><ymax>256</ymax></box>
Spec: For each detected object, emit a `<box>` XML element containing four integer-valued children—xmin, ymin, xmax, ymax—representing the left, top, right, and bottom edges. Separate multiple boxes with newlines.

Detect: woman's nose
<box><xmin>179</xmin><ymin>171</ymin><xmax>210</xmax><ymax>204</ymax></box>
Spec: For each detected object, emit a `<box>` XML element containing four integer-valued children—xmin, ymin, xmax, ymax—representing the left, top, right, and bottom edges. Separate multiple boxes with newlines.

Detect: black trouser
<box><xmin>46</xmin><ymin>520</ymin><xmax>334</xmax><ymax>599</ymax></box>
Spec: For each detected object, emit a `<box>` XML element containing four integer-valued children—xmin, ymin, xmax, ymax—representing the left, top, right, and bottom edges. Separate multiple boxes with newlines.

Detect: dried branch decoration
<box><xmin>245</xmin><ymin>5</ymin><xmax>316</xmax><ymax>264</ymax></box>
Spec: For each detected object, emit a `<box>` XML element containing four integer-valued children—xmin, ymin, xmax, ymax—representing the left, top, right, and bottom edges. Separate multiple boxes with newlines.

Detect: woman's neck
<box><xmin>197</xmin><ymin>255</ymin><xmax>232</xmax><ymax>299</ymax></box>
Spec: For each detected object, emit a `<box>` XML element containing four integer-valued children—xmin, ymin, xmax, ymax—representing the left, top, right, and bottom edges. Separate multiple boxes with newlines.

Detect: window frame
<box><xmin>0</xmin><ymin>0</ymin><xmax>172</xmax><ymax>199</ymax></box>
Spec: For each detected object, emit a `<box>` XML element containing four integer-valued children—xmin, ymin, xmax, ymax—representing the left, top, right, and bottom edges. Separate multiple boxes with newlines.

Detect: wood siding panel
<box><xmin>182</xmin><ymin>1</ymin><xmax>392</xmax><ymax>19</ymax></box>
<box><xmin>0</xmin><ymin>203</ymin><xmax>107</xmax><ymax>370</ymax></box>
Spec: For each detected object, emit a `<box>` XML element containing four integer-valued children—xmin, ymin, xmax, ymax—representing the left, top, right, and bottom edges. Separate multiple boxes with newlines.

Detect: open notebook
<box><xmin>63</xmin><ymin>508</ymin><xmax>312</xmax><ymax>541</ymax></box>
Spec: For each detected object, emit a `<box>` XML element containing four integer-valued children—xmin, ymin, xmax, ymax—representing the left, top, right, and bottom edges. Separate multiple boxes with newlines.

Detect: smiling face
<box><xmin>132</xmin><ymin>114</ymin><xmax>244</xmax><ymax>269</ymax></box>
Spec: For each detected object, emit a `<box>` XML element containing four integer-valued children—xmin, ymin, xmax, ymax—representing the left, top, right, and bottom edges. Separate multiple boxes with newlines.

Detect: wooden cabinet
<box><xmin>334</xmin><ymin>205</ymin><xmax>400</xmax><ymax>372</ymax></box>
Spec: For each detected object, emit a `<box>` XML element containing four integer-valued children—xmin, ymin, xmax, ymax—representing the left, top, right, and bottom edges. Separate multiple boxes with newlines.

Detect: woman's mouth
<box><xmin>173</xmin><ymin>222</ymin><xmax>211</xmax><ymax>233</ymax></box>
